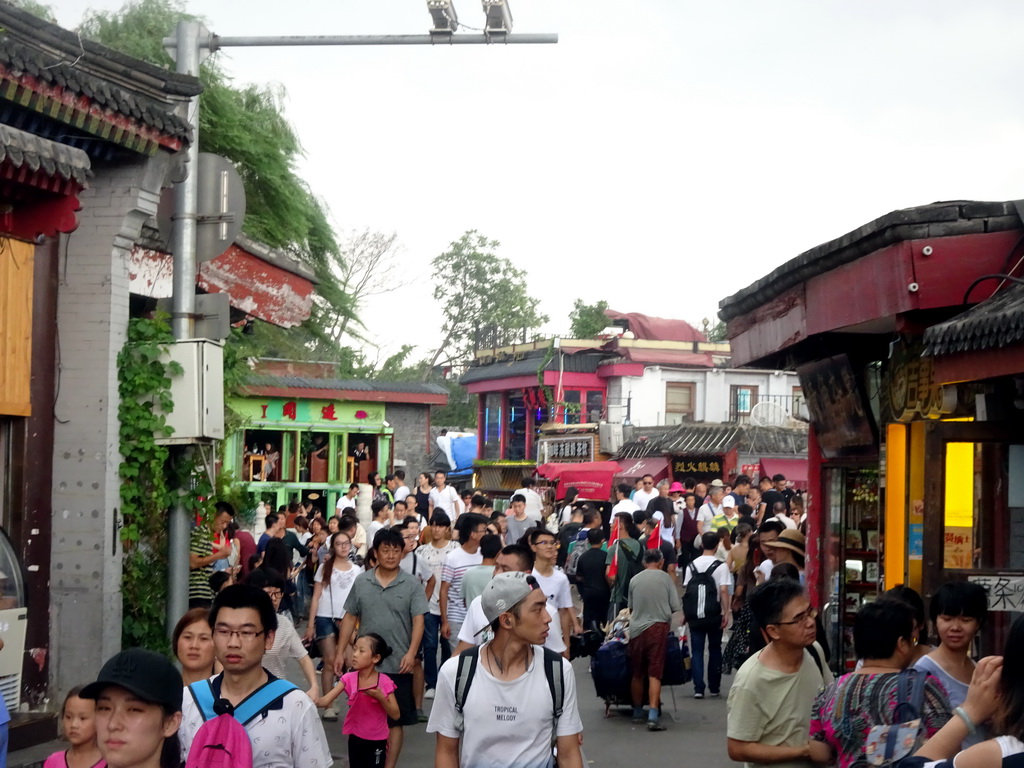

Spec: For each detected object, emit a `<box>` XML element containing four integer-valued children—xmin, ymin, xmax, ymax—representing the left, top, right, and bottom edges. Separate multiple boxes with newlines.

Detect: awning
<box><xmin>759</xmin><ymin>457</ymin><xmax>808</xmax><ymax>489</ymax></box>
<box><xmin>612</xmin><ymin>456</ymin><xmax>671</xmax><ymax>487</ymax></box>
<box><xmin>537</xmin><ymin>461</ymin><xmax>621</xmax><ymax>502</ymax></box>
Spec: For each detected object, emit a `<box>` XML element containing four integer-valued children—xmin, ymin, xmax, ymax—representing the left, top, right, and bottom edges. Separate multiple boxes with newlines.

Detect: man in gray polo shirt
<box><xmin>337</xmin><ymin>528</ymin><xmax>429</xmax><ymax>768</ymax></box>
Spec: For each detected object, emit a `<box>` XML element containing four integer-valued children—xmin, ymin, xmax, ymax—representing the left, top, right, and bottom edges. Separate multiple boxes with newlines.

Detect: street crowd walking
<box><xmin>42</xmin><ymin>469</ymin><xmax>1021</xmax><ymax>768</ymax></box>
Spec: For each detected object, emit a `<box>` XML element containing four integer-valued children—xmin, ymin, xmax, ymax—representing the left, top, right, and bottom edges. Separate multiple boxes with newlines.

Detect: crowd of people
<box><xmin>40</xmin><ymin>466</ymin><xmax>1020</xmax><ymax>768</ymax></box>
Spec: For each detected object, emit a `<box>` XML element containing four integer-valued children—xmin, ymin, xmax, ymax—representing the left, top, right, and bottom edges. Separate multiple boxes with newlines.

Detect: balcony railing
<box><xmin>727</xmin><ymin>393</ymin><xmax>807</xmax><ymax>426</ymax></box>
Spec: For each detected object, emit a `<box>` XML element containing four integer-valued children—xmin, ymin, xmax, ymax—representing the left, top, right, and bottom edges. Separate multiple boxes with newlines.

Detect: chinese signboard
<box><xmin>944</xmin><ymin>527</ymin><xmax>974</xmax><ymax>569</ymax></box>
<box><xmin>797</xmin><ymin>355</ymin><xmax>877</xmax><ymax>459</ymax></box>
<box><xmin>539</xmin><ymin>436</ymin><xmax>595</xmax><ymax>463</ymax></box>
<box><xmin>672</xmin><ymin>456</ymin><xmax>723</xmax><ymax>476</ymax></box>
<box><xmin>886</xmin><ymin>339</ymin><xmax>957</xmax><ymax>423</ymax></box>
<box><xmin>230</xmin><ymin>398</ymin><xmax>386</xmax><ymax>426</ymax></box>
<box><xmin>969</xmin><ymin>574</ymin><xmax>1024</xmax><ymax>612</ymax></box>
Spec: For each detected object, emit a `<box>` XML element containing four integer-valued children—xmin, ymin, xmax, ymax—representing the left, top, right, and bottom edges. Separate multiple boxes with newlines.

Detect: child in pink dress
<box><xmin>44</xmin><ymin>687</ymin><xmax>106</xmax><ymax>768</ymax></box>
<box><xmin>317</xmin><ymin>632</ymin><xmax>399</xmax><ymax>768</ymax></box>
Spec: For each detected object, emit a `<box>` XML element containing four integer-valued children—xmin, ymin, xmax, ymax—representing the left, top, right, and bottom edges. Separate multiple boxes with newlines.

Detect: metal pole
<box><xmin>162</xmin><ymin>32</ymin><xmax>558</xmax><ymax>50</ymax></box>
<box><xmin>167</xmin><ymin>19</ymin><xmax>203</xmax><ymax>634</ymax></box>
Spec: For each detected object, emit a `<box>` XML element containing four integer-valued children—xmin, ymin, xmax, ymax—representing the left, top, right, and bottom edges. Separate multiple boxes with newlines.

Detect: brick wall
<box><xmin>50</xmin><ymin>153</ymin><xmax>173</xmax><ymax>699</ymax></box>
<box><xmin>385</xmin><ymin>404</ymin><xmax>432</xmax><ymax>479</ymax></box>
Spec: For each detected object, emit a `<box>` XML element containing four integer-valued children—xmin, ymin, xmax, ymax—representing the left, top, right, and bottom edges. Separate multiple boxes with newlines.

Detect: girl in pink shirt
<box><xmin>45</xmin><ymin>687</ymin><xmax>106</xmax><ymax>768</ymax></box>
<box><xmin>317</xmin><ymin>632</ymin><xmax>399</xmax><ymax>768</ymax></box>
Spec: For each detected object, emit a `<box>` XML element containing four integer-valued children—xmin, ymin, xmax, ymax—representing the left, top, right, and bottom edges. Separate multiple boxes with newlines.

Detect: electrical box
<box><xmin>598</xmin><ymin>421</ymin><xmax>623</xmax><ymax>454</ymax></box>
<box><xmin>155</xmin><ymin>340</ymin><xmax>225</xmax><ymax>444</ymax></box>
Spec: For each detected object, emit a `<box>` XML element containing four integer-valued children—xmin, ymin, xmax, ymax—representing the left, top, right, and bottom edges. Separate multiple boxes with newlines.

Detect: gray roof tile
<box><xmin>244</xmin><ymin>375</ymin><xmax>448</xmax><ymax>396</ymax></box>
<box><xmin>923</xmin><ymin>281</ymin><xmax>1024</xmax><ymax>356</ymax></box>
<box><xmin>616</xmin><ymin>423</ymin><xmax>807</xmax><ymax>459</ymax></box>
<box><xmin>0</xmin><ymin>123</ymin><xmax>90</xmax><ymax>184</ymax></box>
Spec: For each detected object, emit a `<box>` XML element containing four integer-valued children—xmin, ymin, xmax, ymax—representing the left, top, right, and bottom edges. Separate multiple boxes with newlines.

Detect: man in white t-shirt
<box><xmin>430</xmin><ymin>470</ymin><xmax>464</xmax><ymax>518</ymax></box>
<box><xmin>429</xmin><ymin>571</ymin><xmax>584</xmax><ymax>768</ymax></box>
<box><xmin>632</xmin><ymin>474</ymin><xmax>658</xmax><ymax>511</ymax></box>
<box><xmin>177</xmin><ymin>585</ymin><xmax>333</xmax><ymax>768</ymax></box>
<box><xmin>440</xmin><ymin>513</ymin><xmax>487</xmax><ymax>643</ymax></box>
<box><xmin>696</xmin><ymin>485</ymin><xmax>725</xmax><ymax>538</ymax></box>
<box><xmin>754</xmin><ymin>519</ymin><xmax>785</xmax><ymax>585</ymax></box>
<box><xmin>612</xmin><ymin>483</ymin><xmax>640</xmax><ymax>517</ymax></box>
<box><xmin>393</xmin><ymin>469</ymin><xmax>411</xmax><ymax>503</ymax></box>
<box><xmin>335</xmin><ymin>482</ymin><xmax>359</xmax><ymax>515</ymax></box>
<box><xmin>452</xmin><ymin>543</ymin><xmax>567</xmax><ymax>656</ymax></box>
<box><xmin>527</xmin><ymin>528</ymin><xmax>578</xmax><ymax>652</ymax></box>
<box><xmin>683</xmin><ymin>532</ymin><xmax>734</xmax><ymax>699</ymax></box>
<box><xmin>511</xmin><ymin>477</ymin><xmax>544</xmax><ymax>522</ymax></box>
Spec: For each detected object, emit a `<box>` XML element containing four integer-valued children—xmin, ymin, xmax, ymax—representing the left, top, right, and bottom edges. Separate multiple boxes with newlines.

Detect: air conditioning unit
<box><xmin>155</xmin><ymin>340</ymin><xmax>225</xmax><ymax>444</ymax></box>
<box><xmin>599</xmin><ymin>421</ymin><xmax>623</xmax><ymax>454</ymax></box>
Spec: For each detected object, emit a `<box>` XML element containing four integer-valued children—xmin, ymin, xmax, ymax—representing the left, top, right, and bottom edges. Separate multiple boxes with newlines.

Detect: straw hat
<box><xmin>763</xmin><ymin>528</ymin><xmax>805</xmax><ymax>557</ymax></box>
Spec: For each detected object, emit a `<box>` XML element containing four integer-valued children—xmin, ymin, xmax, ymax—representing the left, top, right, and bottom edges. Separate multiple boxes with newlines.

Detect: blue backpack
<box><xmin>186</xmin><ymin>677</ymin><xmax>297</xmax><ymax>768</ymax></box>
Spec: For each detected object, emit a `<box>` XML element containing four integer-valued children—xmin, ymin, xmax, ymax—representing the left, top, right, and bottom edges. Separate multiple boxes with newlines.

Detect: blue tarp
<box><xmin>449</xmin><ymin>435</ymin><xmax>477</xmax><ymax>477</ymax></box>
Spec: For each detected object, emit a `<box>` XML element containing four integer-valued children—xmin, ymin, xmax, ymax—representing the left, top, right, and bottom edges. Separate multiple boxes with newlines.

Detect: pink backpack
<box><xmin>185</xmin><ymin>678</ymin><xmax>297</xmax><ymax>768</ymax></box>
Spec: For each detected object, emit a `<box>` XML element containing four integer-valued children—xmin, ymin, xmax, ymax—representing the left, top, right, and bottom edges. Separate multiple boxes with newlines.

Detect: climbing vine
<box><xmin>117</xmin><ymin>313</ymin><xmax>179</xmax><ymax>652</ymax></box>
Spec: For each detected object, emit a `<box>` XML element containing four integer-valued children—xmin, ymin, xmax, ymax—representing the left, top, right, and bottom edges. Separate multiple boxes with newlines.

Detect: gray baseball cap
<box><xmin>480</xmin><ymin>572</ymin><xmax>539</xmax><ymax>626</ymax></box>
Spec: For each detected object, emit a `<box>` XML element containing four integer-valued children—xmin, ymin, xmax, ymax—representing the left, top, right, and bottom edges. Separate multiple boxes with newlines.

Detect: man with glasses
<box><xmin>727</xmin><ymin>579</ymin><xmax>832</xmax><ymax>768</ymax></box>
<box><xmin>528</xmin><ymin>529</ymin><xmax>579</xmax><ymax>652</ymax></box>
<box><xmin>338</xmin><ymin>528</ymin><xmax>430</xmax><ymax>768</ymax></box>
<box><xmin>178</xmin><ymin>584</ymin><xmax>332</xmax><ymax>767</ymax></box>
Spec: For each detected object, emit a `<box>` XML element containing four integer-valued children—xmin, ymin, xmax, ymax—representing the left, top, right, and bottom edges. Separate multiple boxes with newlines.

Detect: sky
<box><xmin>53</xmin><ymin>0</ymin><xmax>1024</xmax><ymax>362</ymax></box>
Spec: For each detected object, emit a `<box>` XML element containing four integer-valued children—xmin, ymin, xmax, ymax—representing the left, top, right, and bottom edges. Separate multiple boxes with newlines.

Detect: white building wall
<box><xmin>609</xmin><ymin>367</ymin><xmax>802</xmax><ymax>427</ymax></box>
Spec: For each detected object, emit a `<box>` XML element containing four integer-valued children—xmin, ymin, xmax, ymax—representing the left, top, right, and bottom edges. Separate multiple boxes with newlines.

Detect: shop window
<box><xmin>562</xmin><ymin>390</ymin><xmax>582</xmax><ymax>425</ymax></box>
<box><xmin>243</xmin><ymin>429</ymin><xmax>289</xmax><ymax>482</ymax></box>
<box><xmin>483</xmin><ymin>393</ymin><xmax>502</xmax><ymax>460</ymax></box>
<box><xmin>507</xmin><ymin>393</ymin><xmax>527</xmax><ymax>461</ymax></box>
<box><xmin>666</xmin><ymin>382</ymin><xmax>695</xmax><ymax>425</ymax></box>
<box><xmin>586</xmin><ymin>390</ymin><xmax>604</xmax><ymax>423</ymax></box>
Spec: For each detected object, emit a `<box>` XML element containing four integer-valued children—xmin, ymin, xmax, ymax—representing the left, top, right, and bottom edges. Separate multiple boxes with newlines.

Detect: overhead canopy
<box><xmin>612</xmin><ymin>456</ymin><xmax>671</xmax><ymax>487</ymax></box>
<box><xmin>759</xmin><ymin>457</ymin><xmax>808</xmax><ymax>489</ymax></box>
<box><xmin>537</xmin><ymin>461</ymin><xmax>621</xmax><ymax>502</ymax></box>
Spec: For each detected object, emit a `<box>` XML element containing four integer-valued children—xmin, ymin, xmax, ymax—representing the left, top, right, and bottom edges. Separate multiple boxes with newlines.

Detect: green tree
<box><xmin>9</xmin><ymin>0</ymin><xmax>56</xmax><ymax>22</ymax></box>
<box><xmin>568</xmin><ymin>299</ymin><xmax>609</xmax><ymax>338</ymax></box>
<box><xmin>425</xmin><ymin>230</ymin><xmax>548</xmax><ymax>374</ymax></box>
<box><xmin>78</xmin><ymin>0</ymin><xmax>357</xmax><ymax>358</ymax></box>
<box><xmin>705</xmin><ymin>320</ymin><xmax>728</xmax><ymax>342</ymax></box>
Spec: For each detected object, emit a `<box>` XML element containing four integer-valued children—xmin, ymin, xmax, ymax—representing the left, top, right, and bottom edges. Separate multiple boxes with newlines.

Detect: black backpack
<box><xmin>683</xmin><ymin>560</ymin><xmax>724</xmax><ymax>630</ymax></box>
<box><xmin>617</xmin><ymin>540</ymin><xmax>644</xmax><ymax>584</ymax></box>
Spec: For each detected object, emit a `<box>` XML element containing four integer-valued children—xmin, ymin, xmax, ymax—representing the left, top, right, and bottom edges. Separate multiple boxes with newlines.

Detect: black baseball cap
<box><xmin>80</xmin><ymin>648</ymin><xmax>183</xmax><ymax>711</ymax></box>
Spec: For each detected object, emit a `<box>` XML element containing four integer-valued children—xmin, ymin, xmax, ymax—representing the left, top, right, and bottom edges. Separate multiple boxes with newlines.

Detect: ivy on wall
<box><xmin>117</xmin><ymin>313</ymin><xmax>179</xmax><ymax>652</ymax></box>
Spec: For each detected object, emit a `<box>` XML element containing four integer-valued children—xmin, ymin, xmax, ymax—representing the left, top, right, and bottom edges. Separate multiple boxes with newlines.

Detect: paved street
<box><xmin>320</xmin><ymin>657</ymin><xmax>733</xmax><ymax>768</ymax></box>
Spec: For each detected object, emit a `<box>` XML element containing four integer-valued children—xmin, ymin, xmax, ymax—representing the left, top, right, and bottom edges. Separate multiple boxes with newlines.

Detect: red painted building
<box><xmin>720</xmin><ymin>200</ymin><xmax>1024</xmax><ymax>670</ymax></box>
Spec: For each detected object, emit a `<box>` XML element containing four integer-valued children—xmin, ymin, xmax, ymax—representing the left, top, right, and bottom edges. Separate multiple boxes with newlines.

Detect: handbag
<box><xmin>860</xmin><ymin>669</ymin><xmax>929</xmax><ymax>767</ymax></box>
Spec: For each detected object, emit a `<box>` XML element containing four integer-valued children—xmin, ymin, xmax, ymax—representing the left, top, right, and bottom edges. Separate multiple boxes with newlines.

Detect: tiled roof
<box><xmin>243</xmin><ymin>375</ymin><xmax>448</xmax><ymax>396</ymax></box>
<box><xmin>461</xmin><ymin>350</ymin><xmax>603</xmax><ymax>385</ymax></box>
<box><xmin>719</xmin><ymin>200</ymin><xmax>1023</xmax><ymax>322</ymax></box>
<box><xmin>616</xmin><ymin>423</ymin><xmax>807</xmax><ymax>459</ymax></box>
<box><xmin>923</xmin><ymin>281</ymin><xmax>1024</xmax><ymax>356</ymax></box>
<box><xmin>0</xmin><ymin>123</ymin><xmax>90</xmax><ymax>184</ymax></box>
<box><xmin>0</xmin><ymin>4</ymin><xmax>201</xmax><ymax>153</ymax></box>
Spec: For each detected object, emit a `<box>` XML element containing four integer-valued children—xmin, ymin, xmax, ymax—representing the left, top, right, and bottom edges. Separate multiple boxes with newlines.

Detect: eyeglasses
<box><xmin>263</xmin><ymin>589</ymin><xmax>283</xmax><ymax>599</ymax></box>
<box><xmin>535</xmin><ymin>540</ymin><xmax>557</xmax><ymax>547</ymax></box>
<box><xmin>214</xmin><ymin>626</ymin><xmax>266</xmax><ymax>641</ymax></box>
<box><xmin>402</xmin><ymin>534</ymin><xmax>420</xmax><ymax>541</ymax></box>
<box><xmin>774</xmin><ymin>606</ymin><xmax>818</xmax><ymax>626</ymax></box>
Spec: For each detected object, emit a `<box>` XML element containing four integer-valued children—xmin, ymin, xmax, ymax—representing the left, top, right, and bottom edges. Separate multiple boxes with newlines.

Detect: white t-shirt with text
<box><xmin>427</xmin><ymin>644</ymin><xmax>583</xmax><ymax>768</ymax></box>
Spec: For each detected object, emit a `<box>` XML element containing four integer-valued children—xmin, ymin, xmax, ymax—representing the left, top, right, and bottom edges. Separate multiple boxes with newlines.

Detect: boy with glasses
<box><xmin>178</xmin><ymin>584</ymin><xmax>332</xmax><ymax>768</ymax></box>
<box><xmin>727</xmin><ymin>579</ymin><xmax>832</xmax><ymax>768</ymax></box>
<box><xmin>528</xmin><ymin>528</ymin><xmax>580</xmax><ymax>652</ymax></box>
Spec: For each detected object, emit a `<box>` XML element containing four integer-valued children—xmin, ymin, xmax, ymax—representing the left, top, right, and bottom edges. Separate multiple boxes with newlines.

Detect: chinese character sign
<box><xmin>540</xmin><ymin>437</ymin><xmax>595</xmax><ymax>463</ymax></box>
<box><xmin>969</xmin><ymin>575</ymin><xmax>1024</xmax><ymax>612</ymax></box>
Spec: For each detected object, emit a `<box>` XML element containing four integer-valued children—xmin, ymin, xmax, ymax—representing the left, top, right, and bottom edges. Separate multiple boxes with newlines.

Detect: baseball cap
<box><xmin>722</xmin><ymin>495</ymin><xmax>737</xmax><ymax>508</ymax></box>
<box><xmin>478</xmin><ymin>572</ymin><xmax>539</xmax><ymax>629</ymax></box>
<box><xmin>80</xmin><ymin>648</ymin><xmax>183</xmax><ymax>712</ymax></box>
<box><xmin>669</xmin><ymin>482</ymin><xmax>684</xmax><ymax>493</ymax></box>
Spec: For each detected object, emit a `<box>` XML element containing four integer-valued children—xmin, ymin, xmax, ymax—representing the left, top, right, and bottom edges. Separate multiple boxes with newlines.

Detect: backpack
<box><xmin>683</xmin><ymin>559</ymin><xmax>724</xmax><ymax>630</ymax></box>
<box><xmin>861</xmin><ymin>669</ymin><xmax>930</xmax><ymax>767</ymax></box>
<box><xmin>617</xmin><ymin>540</ymin><xmax>644</xmax><ymax>585</ymax></box>
<box><xmin>185</xmin><ymin>677</ymin><xmax>298</xmax><ymax>768</ymax></box>
<box><xmin>454</xmin><ymin>645</ymin><xmax>564</xmax><ymax>743</ymax></box>
<box><xmin>564</xmin><ymin>539</ymin><xmax>586</xmax><ymax>578</ymax></box>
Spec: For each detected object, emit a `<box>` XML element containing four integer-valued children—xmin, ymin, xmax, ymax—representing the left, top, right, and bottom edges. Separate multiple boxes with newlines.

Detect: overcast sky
<box><xmin>55</xmin><ymin>0</ymin><xmax>1024</xmax><ymax>360</ymax></box>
